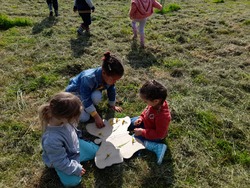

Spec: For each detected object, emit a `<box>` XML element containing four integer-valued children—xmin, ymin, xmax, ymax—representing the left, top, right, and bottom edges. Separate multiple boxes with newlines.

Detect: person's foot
<box><xmin>77</xmin><ymin>27</ymin><xmax>84</xmax><ymax>35</ymax></box>
<box><xmin>140</xmin><ymin>43</ymin><xmax>145</xmax><ymax>49</ymax></box>
<box><xmin>132</xmin><ymin>34</ymin><xmax>137</xmax><ymax>40</ymax></box>
<box><xmin>55</xmin><ymin>10</ymin><xmax>59</xmax><ymax>17</ymax></box>
<box><xmin>85</xmin><ymin>26</ymin><xmax>90</xmax><ymax>33</ymax></box>
<box><xmin>49</xmin><ymin>11</ymin><xmax>53</xmax><ymax>17</ymax></box>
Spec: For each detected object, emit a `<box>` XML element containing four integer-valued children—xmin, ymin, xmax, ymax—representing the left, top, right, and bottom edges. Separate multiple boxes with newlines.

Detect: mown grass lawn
<box><xmin>0</xmin><ymin>0</ymin><xmax>249</xmax><ymax>187</ymax></box>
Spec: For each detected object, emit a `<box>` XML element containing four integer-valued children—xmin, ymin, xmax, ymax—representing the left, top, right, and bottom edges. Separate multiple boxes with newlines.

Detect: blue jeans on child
<box><xmin>128</xmin><ymin>116</ymin><xmax>162</xmax><ymax>143</ymax></box>
<box><xmin>55</xmin><ymin>139</ymin><xmax>99</xmax><ymax>187</ymax></box>
<box><xmin>79</xmin><ymin>90</ymin><xmax>102</xmax><ymax>122</ymax></box>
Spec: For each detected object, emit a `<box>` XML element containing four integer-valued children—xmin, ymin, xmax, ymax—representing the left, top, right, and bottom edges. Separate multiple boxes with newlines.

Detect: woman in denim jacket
<box><xmin>66</xmin><ymin>52</ymin><xmax>124</xmax><ymax>128</ymax></box>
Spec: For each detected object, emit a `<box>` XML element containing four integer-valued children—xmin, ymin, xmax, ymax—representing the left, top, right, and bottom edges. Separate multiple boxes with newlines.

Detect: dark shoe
<box><xmin>77</xmin><ymin>26</ymin><xmax>84</xmax><ymax>35</ymax></box>
<box><xmin>55</xmin><ymin>10</ymin><xmax>59</xmax><ymax>17</ymax></box>
<box><xmin>49</xmin><ymin>11</ymin><xmax>53</xmax><ymax>17</ymax></box>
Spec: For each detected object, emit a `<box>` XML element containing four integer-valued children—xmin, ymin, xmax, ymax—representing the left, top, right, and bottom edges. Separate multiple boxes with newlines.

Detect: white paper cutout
<box><xmin>86</xmin><ymin>116</ymin><xmax>145</xmax><ymax>169</ymax></box>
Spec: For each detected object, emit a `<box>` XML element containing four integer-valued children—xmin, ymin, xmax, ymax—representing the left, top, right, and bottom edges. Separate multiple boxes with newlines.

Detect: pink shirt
<box><xmin>129</xmin><ymin>0</ymin><xmax>162</xmax><ymax>20</ymax></box>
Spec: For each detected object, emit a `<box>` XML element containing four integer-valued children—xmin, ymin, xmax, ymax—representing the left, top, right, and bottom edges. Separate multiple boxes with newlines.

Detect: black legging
<box><xmin>46</xmin><ymin>0</ymin><xmax>58</xmax><ymax>11</ymax></box>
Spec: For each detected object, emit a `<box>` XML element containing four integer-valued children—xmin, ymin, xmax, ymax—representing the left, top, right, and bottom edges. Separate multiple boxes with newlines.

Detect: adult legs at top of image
<box><xmin>79</xmin><ymin>90</ymin><xmax>102</xmax><ymax>122</ymax></box>
<box><xmin>55</xmin><ymin>139</ymin><xmax>99</xmax><ymax>187</ymax></box>
<box><xmin>46</xmin><ymin>0</ymin><xmax>58</xmax><ymax>17</ymax></box>
<box><xmin>131</xmin><ymin>18</ymin><xmax>147</xmax><ymax>47</ymax></box>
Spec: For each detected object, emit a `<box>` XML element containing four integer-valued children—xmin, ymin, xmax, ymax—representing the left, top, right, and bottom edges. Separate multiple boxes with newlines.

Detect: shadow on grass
<box><xmin>127</xmin><ymin>41</ymin><xmax>159</xmax><ymax>69</ymax></box>
<box><xmin>36</xmin><ymin>167</ymin><xmax>64</xmax><ymax>188</ymax></box>
<box><xmin>93</xmin><ymin>164</ymin><xmax>124</xmax><ymax>188</ymax></box>
<box><xmin>141</xmin><ymin>145</ymin><xmax>175</xmax><ymax>187</ymax></box>
<box><xmin>70</xmin><ymin>34</ymin><xmax>91</xmax><ymax>58</ymax></box>
<box><xmin>32</xmin><ymin>17</ymin><xmax>58</xmax><ymax>34</ymax></box>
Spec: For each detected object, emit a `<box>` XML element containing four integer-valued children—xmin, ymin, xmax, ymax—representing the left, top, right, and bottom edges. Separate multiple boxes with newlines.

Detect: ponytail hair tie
<box><xmin>102</xmin><ymin>51</ymin><xmax>111</xmax><ymax>61</ymax></box>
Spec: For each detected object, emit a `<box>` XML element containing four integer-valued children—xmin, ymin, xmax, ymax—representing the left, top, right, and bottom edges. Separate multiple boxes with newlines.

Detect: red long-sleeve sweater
<box><xmin>140</xmin><ymin>101</ymin><xmax>171</xmax><ymax>140</ymax></box>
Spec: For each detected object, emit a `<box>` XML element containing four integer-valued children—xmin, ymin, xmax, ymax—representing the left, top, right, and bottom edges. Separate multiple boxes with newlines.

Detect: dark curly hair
<box><xmin>102</xmin><ymin>52</ymin><xmax>124</xmax><ymax>77</ymax></box>
<box><xmin>139</xmin><ymin>80</ymin><xmax>168</xmax><ymax>103</ymax></box>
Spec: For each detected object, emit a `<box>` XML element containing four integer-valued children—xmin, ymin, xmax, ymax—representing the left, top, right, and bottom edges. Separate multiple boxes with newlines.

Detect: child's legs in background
<box><xmin>131</xmin><ymin>20</ymin><xmax>138</xmax><ymax>38</ymax></box>
<box><xmin>55</xmin><ymin>169</ymin><xmax>82</xmax><ymax>187</ymax></box>
<box><xmin>79</xmin><ymin>139</ymin><xmax>99</xmax><ymax>161</ymax></box>
<box><xmin>131</xmin><ymin>19</ymin><xmax>147</xmax><ymax>46</ymax></box>
<box><xmin>79</xmin><ymin>13</ymin><xmax>91</xmax><ymax>30</ymax></box>
<box><xmin>138</xmin><ymin>18</ymin><xmax>147</xmax><ymax>46</ymax></box>
<box><xmin>46</xmin><ymin>0</ymin><xmax>53</xmax><ymax>12</ymax></box>
<box><xmin>52</xmin><ymin>0</ymin><xmax>58</xmax><ymax>12</ymax></box>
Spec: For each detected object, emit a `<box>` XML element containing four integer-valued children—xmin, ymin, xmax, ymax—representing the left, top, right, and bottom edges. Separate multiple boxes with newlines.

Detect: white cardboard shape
<box><xmin>95</xmin><ymin>141</ymin><xmax>123</xmax><ymax>169</ymax></box>
<box><xmin>86</xmin><ymin>116</ymin><xmax>145</xmax><ymax>168</ymax></box>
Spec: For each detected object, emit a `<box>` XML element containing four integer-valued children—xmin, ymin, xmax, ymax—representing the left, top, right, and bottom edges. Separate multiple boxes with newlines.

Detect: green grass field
<box><xmin>0</xmin><ymin>0</ymin><xmax>249</xmax><ymax>187</ymax></box>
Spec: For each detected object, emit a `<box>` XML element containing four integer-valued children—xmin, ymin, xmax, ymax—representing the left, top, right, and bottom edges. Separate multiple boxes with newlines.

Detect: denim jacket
<box><xmin>42</xmin><ymin>124</ymin><xmax>82</xmax><ymax>176</ymax></box>
<box><xmin>65</xmin><ymin>67</ymin><xmax>116</xmax><ymax>114</ymax></box>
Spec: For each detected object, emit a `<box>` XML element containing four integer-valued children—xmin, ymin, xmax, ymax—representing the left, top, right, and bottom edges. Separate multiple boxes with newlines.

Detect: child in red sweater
<box><xmin>129</xmin><ymin>0</ymin><xmax>162</xmax><ymax>47</ymax></box>
<box><xmin>128</xmin><ymin>80</ymin><xmax>171</xmax><ymax>164</ymax></box>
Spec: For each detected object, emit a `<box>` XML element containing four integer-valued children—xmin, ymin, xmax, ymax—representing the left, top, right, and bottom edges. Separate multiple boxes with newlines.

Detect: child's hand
<box><xmin>108</xmin><ymin>105</ymin><xmax>123</xmax><ymax>112</ymax></box>
<box><xmin>80</xmin><ymin>167</ymin><xmax>86</xmax><ymax>176</ymax></box>
<box><xmin>134</xmin><ymin>118</ymin><xmax>142</xmax><ymax>126</ymax></box>
<box><xmin>134</xmin><ymin>128</ymin><xmax>143</xmax><ymax>136</ymax></box>
<box><xmin>94</xmin><ymin>114</ymin><xmax>105</xmax><ymax>128</ymax></box>
<box><xmin>91</xmin><ymin>6</ymin><xmax>95</xmax><ymax>12</ymax></box>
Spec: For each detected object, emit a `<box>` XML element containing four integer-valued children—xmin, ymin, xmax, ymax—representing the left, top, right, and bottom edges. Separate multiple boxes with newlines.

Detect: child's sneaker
<box><xmin>77</xmin><ymin>26</ymin><xmax>84</xmax><ymax>35</ymax></box>
<box><xmin>132</xmin><ymin>34</ymin><xmax>137</xmax><ymax>40</ymax></box>
<box><xmin>85</xmin><ymin>26</ymin><xmax>90</xmax><ymax>33</ymax></box>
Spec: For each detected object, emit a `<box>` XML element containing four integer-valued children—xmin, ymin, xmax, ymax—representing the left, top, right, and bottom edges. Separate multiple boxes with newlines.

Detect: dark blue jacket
<box><xmin>75</xmin><ymin>0</ymin><xmax>93</xmax><ymax>10</ymax></box>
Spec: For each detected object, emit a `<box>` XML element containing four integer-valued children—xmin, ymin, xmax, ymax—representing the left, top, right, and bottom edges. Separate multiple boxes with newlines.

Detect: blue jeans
<box><xmin>128</xmin><ymin>116</ymin><xmax>163</xmax><ymax>143</ymax></box>
<box><xmin>55</xmin><ymin>139</ymin><xmax>99</xmax><ymax>187</ymax></box>
<box><xmin>79</xmin><ymin>90</ymin><xmax>102</xmax><ymax>122</ymax></box>
<box><xmin>131</xmin><ymin>18</ymin><xmax>147</xmax><ymax>35</ymax></box>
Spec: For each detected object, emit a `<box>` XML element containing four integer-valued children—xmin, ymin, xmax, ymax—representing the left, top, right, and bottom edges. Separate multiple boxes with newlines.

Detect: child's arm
<box><xmin>153</xmin><ymin>0</ymin><xmax>163</xmax><ymax>10</ymax></box>
<box><xmin>140</xmin><ymin>115</ymin><xmax>170</xmax><ymax>140</ymax></box>
<box><xmin>86</xmin><ymin>0</ymin><xmax>95</xmax><ymax>12</ymax></box>
<box><xmin>129</xmin><ymin>3</ymin><xmax>137</xmax><ymax>19</ymax></box>
<box><xmin>43</xmin><ymin>139</ymin><xmax>83</xmax><ymax>176</ymax></box>
<box><xmin>108</xmin><ymin>104</ymin><xmax>123</xmax><ymax>112</ymax></box>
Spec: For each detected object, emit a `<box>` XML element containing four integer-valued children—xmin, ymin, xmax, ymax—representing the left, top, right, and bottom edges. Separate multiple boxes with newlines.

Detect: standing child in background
<box><xmin>46</xmin><ymin>0</ymin><xmax>59</xmax><ymax>17</ymax></box>
<box><xmin>66</xmin><ymin>52</ymin><xmax>124</xmax><ymax>128</ymax></box>
<box><xmin>39</xmin><ymin>92</ymin><xmax>99</xmax><ymax>187</ymax></box>
<box><xmin>129</xmin><ymin>0</ymin><xmax>162</xmax><ymax>48</ymax></box>
<box><xmin>73</xmin><ymin>0</ymin><xmax>95</xmax><ymax>34</ymax></box>
<box><xmin>128</xmin><ymin>80</ymin><xmax>171</xmax><ymax>165</ymax></box>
